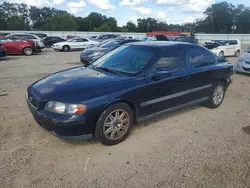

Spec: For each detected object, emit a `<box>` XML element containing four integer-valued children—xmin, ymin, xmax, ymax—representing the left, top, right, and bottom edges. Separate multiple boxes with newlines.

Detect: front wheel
<box><xmin>62</xmin><ymin>45</ymin><xmax>70</xmax><ymax>52</ymax></box>
<box><xmin>204</xmin><ymin>82</ymin><xmax>225</xmax><ymax>109</ymax></box>
<box><xmin>95</xmin><ymin>102</ymin><xmax>133</xmax><ymax>145</ymax></box>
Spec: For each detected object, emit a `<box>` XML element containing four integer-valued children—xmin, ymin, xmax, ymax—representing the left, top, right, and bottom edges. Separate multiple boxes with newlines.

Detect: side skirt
<box><xmin>137</xmin><ymin>97</ymin><xmax>209</xmax><ymax>123</ymax></box>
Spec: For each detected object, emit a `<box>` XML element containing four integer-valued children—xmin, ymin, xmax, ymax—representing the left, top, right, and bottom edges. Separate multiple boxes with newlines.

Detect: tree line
<box><xmin>1</xmin><ymin>1</ymin><xmax>250</xmax><ymax>33</ymax></box>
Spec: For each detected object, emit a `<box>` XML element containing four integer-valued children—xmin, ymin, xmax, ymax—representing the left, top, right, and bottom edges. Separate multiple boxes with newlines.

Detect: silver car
<box><xmin>6</xmin><ymin>33</ymin><xmax>45</xmax><ymax>49</ymax></box>
<box><xmin>235</xmin><ymin>49</ymin><xmax>250</xmax><ymax>73</ymax></box>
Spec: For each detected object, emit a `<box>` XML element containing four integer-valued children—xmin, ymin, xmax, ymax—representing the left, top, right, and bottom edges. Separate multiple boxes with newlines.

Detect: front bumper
<box><xmin>235</xmin><ymin>61</ymin><xmax>250</xmax><ymax>74</ymax></box>
<box><xmin>27</xmin><ymin>99</ymin><xmax>92</xmax><ymax>140</ymax></box>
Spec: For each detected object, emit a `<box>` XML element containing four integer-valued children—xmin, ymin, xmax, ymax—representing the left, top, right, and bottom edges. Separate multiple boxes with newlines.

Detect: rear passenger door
<box><xmin>186</xmin><ymin>46</ymin><xmax>217</xmax><ymax>101</ymax></box>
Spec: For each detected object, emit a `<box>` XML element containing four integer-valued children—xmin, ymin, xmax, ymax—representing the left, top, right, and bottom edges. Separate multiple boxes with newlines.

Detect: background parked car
<box><xmin>94</xmin><ymin>34</ymin><xmax>120</xmax><ymax>42</ymax></box>
<box><xmin>0</xmin><ymin>37</ymin><xmax>37</xmax><ymax>56</ymax></box>
<box><xmin>89</xmin><ymin>36</ymin><xmax>97</xmax><ymax>39</ymax></box>
<box><xmin>205</xmin><ymin>39</ymin><xmax>241</xmax><ymax>57</ymax></box>
<box><xmin>235</xmin><ymin>49</ymin><xmax>250</xmax><ymax>74</ymax></box>
<box><xmin>80</xmin><ymin>39</ymin><xmax>139</xmax><ymax>66</ymax></box>
<box><xmin>7</xmin><ymin>33</ymin><xmax>45</xmax><ymax>50</ymax></box>
<box><xmin>52</xmin><ymin>37</ymin><xmax>99</xmax><ymax>52</ymax></box>
<box><xmin>168</xmin><ymin>36</ymin><xmax>198</xmax><ymax>44</ymax></box>
<box><xmin>0</xmin><ymin>43</ymin><xmax>7</xmax><ymax>58</ymax></box>
<box><xmin>30</xmin><ymin>33</ymin><xmax>47</xmax><ymax>39</ymax></box>
<box><xmin>80</xmin><ymin>39</ymin><xmax>139</xmax><ymax>65</ymax></box>
<box><xmin>42</xmin><ymin>36</ymin><xmax>66</xmax><ymax>47</ymax></box>
<box><xmin>66</xmin><ymin>35</ymin><xmax>80</xmax><ymax>40</ymax></box>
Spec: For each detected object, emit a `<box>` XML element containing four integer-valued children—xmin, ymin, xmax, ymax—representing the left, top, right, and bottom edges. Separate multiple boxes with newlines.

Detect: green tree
<box><xmin>49</xmin><ymin>13</ymin><xmax>77</xmax><ymax>31</ymax></box>
<box><xmin>125</xmin><ymin>22</ymin><xmax>137</xmax><ymax>32</ymax></box>
<box><xmin>93</xmin><ymin>23</ymin><xmax>111</xmax><ymax>32</ymax></box>
<box><xmin>106</xmin><ymin>17</ymin><xmax>119</xmax><ymax>31</ymax></box>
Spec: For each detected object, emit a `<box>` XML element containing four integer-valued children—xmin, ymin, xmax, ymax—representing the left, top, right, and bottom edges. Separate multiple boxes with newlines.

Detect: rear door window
<box><xmin>189</xmin><ymin>47</ymin><xmax>215</xmax><ymax>68</ymax></box>
<box><xmin>155</xmin><ymin>47</ymin><xmax>187</xmax><ymax>72</ymax></box>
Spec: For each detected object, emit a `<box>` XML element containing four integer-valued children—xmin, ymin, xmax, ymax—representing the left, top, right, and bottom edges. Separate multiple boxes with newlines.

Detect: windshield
<box><xmin>92</xmin><ymin>45</ymin><xmax>158</xmax><ymax>75</ymax></box>
<box><xmin>100</xmin><ymin>40</ymin><xmax>120</xmax><ymax>49</ymax></box>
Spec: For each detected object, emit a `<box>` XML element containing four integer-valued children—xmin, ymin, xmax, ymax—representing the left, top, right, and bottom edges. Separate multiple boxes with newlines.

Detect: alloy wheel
<box><xmin>212</xmin><ymin>85</ymin><xmax>224</xmax><ymax>105</ymax></box>
<box><xmin>103</xmin><ymin>109</ymin><xmax>130</xmax><ymax>140</ymax></box>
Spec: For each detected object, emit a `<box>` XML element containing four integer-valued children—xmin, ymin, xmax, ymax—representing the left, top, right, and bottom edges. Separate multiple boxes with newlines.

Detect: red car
<box><xmin>0</xmin><ymin>37</ymin><xmax>36</xmax><ymax>56</ymax></box>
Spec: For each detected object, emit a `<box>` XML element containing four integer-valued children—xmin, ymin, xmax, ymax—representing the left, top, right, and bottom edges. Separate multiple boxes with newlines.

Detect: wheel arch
<box><xmin>102</xmin><ymin>99</ymin><xmax>139</xmax><ymax>124</ymax></box>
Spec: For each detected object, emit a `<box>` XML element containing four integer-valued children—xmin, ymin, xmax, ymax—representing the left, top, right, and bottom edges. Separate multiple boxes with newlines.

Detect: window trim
<box><xmin>187</xmin><ymin>46</ymin><xmax>216</xmax><ymax>70</ymax></box>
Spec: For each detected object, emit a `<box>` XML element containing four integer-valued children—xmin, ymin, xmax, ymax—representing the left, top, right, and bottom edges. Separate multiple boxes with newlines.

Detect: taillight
<box><xmin>0</xmin><ymin>45</ymin><xmax>4</xmax><ymax>49</ymax></box>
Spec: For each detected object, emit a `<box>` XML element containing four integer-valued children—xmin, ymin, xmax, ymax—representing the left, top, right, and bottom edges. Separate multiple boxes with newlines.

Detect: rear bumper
<box><xmin>27</xmin><ymin>100</ymin><xmax>93</xmax><ymax>140</ymax></box>
<box><xmin>0</xmin><ymin>49</ymin><xmax>7</xmax><ymax>57</ymax></box>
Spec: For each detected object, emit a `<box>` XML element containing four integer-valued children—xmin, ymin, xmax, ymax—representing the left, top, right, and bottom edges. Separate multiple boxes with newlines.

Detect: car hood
<box><xmin>30</xmin><ymin>67</ymin><xmax>133</xmax><ymax>103</ymax></box>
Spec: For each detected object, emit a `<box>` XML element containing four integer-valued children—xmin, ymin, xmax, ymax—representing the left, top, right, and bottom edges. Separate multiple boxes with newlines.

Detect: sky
<box><xmin>3</xmin><ymin>0</ymin><xmax>250</xmax><ymax>26</ymax></box>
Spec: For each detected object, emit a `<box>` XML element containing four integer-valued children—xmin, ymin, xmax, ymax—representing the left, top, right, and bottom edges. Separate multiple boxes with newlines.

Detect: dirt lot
<box><xmin>1</xmin><ymin>48</ymin><xmax>250</xmax><ymax>188</ymax></box>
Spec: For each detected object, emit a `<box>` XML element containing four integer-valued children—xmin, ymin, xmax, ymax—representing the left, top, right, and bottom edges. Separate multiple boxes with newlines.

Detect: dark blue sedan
<box><xmin>27</xmin><ymin>42</ymin><xmax>233</xmax><ymax>145</ymax></box>
<box><xmin>0</xmin><ymin>43</ymin><xmax>7</xmax><ymax>58</ymax></box>
<box><xmin>80</xmin><ymin>39</ymin><xmax>139</xmax><ymax>66</ymax></box>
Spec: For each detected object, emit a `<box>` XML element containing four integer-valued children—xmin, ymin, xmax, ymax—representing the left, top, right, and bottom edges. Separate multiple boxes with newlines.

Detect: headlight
<box><xmin>45</xmin><ymin>101</ymin><xmax>87</xmax><ymax>115</ymax></box>
<box><xmin>238</xmin><ymin>58</ymin><xmax>244</xmax><ymax>62</ymax></box>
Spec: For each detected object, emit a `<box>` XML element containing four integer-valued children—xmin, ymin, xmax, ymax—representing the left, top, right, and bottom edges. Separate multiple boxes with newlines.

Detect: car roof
<box><xmin>128</xmin><ymin>41</ymin><xmax>197</xmax><ymax>48</ymax></box>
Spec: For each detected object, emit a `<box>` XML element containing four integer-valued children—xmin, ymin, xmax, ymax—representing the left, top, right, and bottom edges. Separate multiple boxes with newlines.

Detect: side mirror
<box><xmin>151</xmin><ymin>69</ymin><xmax>172</xmax><ymax>81</ymax></box>
<box><xmin>83</xmin><ymin>61</ymin><xmax>90</xmax><ymax>67</ymax></box>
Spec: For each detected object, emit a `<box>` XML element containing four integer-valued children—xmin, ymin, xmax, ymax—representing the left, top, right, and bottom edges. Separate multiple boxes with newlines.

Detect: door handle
<box><xmin>177</xmin><ymin>75</ymin><xmax>191</xmax><ymax>82</ymax></box>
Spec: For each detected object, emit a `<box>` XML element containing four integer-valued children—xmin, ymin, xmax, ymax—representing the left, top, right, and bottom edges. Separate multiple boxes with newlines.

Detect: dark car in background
<box><xmin>94</xmin><ymin>34</ymin><xmax>120</xmax><ymax>42</ymax></box>
<box><xmin>80</xmin><ymin>39</ymin><xmax>139</xmax><ymax>66</ymax></box>
<box><xmin>0</xmin><ymin>43</ymin><xmax>7</xmax><ymax>58</ymax></box>
<box><xmin>42</xmin><ymin>36</ymin><xmax>66</xmax><ymax>47</ymax></box>
<box><xmin>168</xmin><ymin>36</ymin><xmax>198</xmax><ymax>44</ymax></box>
<box><xmin>27</xmin><ymin>42</ymin><xmax>233</xmax><ymax>145</ymax></box>
<box><xmin>0</xmin><ymin>37</ymin><xmax>37</xmax><ymax>56</ymax></box>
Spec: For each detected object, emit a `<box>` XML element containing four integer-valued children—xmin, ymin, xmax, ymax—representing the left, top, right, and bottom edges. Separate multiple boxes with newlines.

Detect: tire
<box><xmin>95</xmin><ymin>102</ymin><xmax>134</xmax><ymax>146</ymax></box>
<box><xmin>235</xmin><ymin>50</ymin><xmax>240</xmax><ymax>57</ymax></box>
<box><xmin>62</xmin><ymin>45</ymin><xmax>70</xmax><ymax>52</ymax></box>
<box><xmin>219</xmin><ymin>51</ymin><xmax>224</xmax><ymax>57</ymax></box>
<box><xmin>204</xmin><ymin>82</ymin><xmax>225</xmax><ymax>109</ymax></box>
<box><xmin>23</xmin><ymin>47</ymin><xmax>33</xmax><ymax>56</ymax></box>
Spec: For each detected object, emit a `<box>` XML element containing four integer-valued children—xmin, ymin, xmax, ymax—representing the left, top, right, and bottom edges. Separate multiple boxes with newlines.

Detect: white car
<box><xmin>52</xmin><ymin>37</ymin><xmax>99</xmax><ymax>52</ymax></box>
<box><xmin>235</xmin><ymin>49</ymin><xmax>250</xmax><ymax>74</ymax></box>
<box><xmin>7</xmin><ymin>33</ymin><xmax>45</xmax><ymax>49</ymax></box>
<box><xmin>204</xmin><ymin>39</ymin><xmax>241</xmax><ymax>57</ymax></box>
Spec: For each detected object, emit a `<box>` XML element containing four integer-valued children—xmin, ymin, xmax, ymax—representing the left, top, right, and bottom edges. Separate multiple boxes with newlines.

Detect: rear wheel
<box><xmin>62</xmin><ymin>45</ymin><xmax>70</xmax><ymax>52</ymax></box>
<box><xmin>235</xmin><ymin>50</ymin><xmax>240</xmax><ymax>57</ymax></box>
<box><xmin>95</xmin><ymin>102</ymin><xmax>133</xmax><ymax>145</ymax></box>
<box><xmin>23</xmin><ymin>47</ymin><xmax>33</xmax><ymax>56</ymax></box>
<box><xmin>204</xmin><ymin>82</ymin><xmax>225</xmax><ymax>109</ymax></box>
<box><xmin>219</xmin><ymin>51</ymin><xmax>224</xmax><ymax>57</ymax></box>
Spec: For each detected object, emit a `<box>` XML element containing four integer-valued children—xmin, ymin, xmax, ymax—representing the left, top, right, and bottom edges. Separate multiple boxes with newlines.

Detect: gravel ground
<box><xmin>0</xmin><ymin>48</ymin><xmax>250</xmax><ymax>188</ymax></box>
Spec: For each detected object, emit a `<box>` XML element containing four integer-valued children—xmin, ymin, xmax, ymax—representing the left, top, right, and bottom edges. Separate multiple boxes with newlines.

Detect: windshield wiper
<box><xmin>95</xmin><ymin>66</ymin><xmax>125</xmax><ymax>76</ymax></box>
